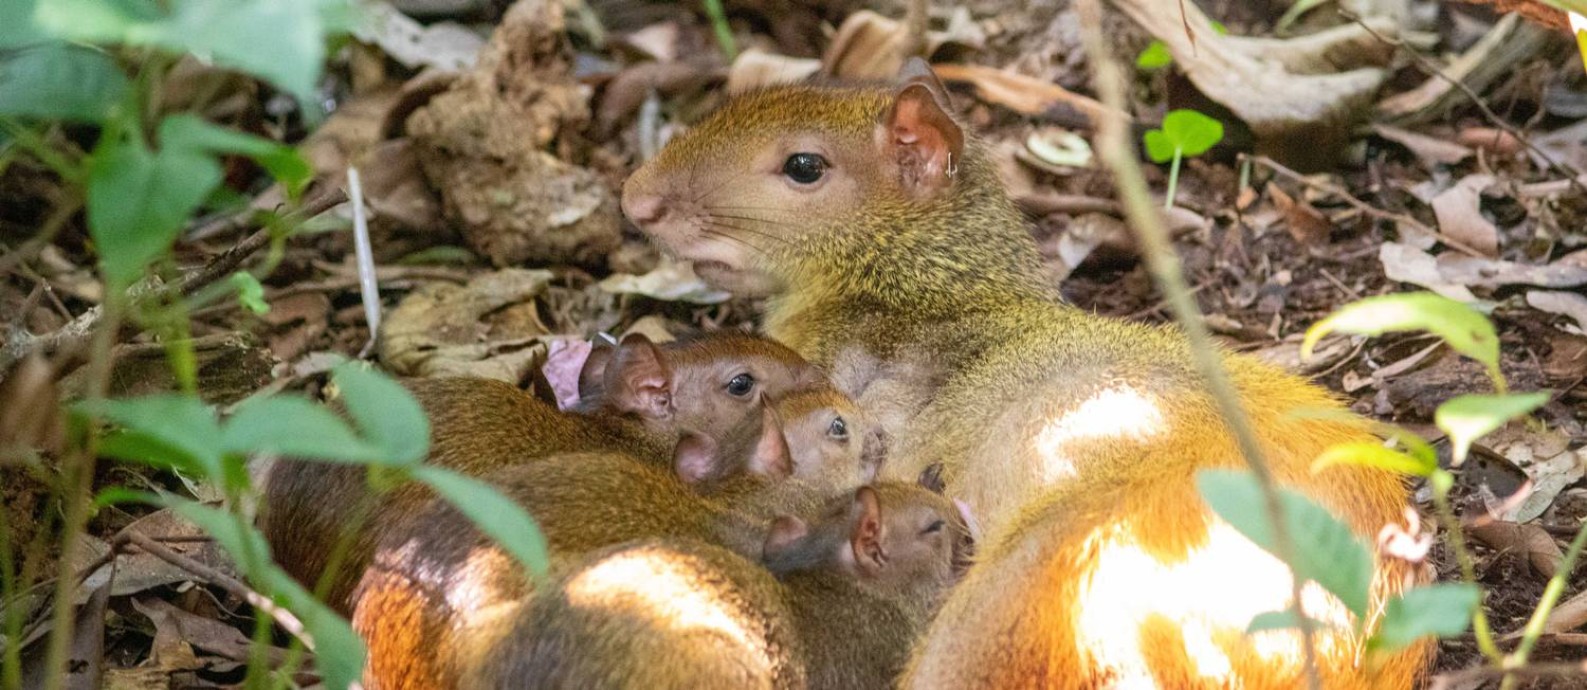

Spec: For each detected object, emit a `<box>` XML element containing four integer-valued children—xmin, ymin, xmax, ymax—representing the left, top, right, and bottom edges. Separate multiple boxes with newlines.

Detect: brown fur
<box><xmin>473</xmin><ymin>481</ymin><xmax>973</xmax><ymax>690</ymax></box>
<box><xmin>261</xmin><ymin>332</ymin><xmax>819</xmax><ymax>613</ymax></box>
<box><xmin>351</xmin><ymin>388</ymin><xmax>888</xmax><ymax>690</ymax></box>
<box><xmin>623</xmin><ymin>63</ymin><xmax>1431</xmax><ymax>688</ymax></box>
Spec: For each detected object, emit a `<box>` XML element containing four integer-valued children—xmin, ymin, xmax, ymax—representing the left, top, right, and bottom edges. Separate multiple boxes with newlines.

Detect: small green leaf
<box><xmin>1312</xmin><ymin>441</ymin><xmax>1436</xmax><ymax>478</ymax></box>
<box><xmin>1247</xmin><ymin>609</ymin><xmax>1304</xmax><ymax>633</ymax></box>
<box><xmin>230</xmin><ymin>272</ymin><xmax>269</xmax><ymax>315</ymax></box>
<box><xmin>98</xmin><ymin>429</ymin><xmax>203</xmax><ymax>475</ymax></box>
<box><xmin>222</xmin><ymin>396</ymin><xmax>385</xmax><ymax>463</ymax></box>
<box><xmin>158</xmin><ymin>115</ymin><xmax>312</xmax><ymax>197</ymax></box>
<box><xmin>1142</xmin><ymin>128</ymin><xmax>1177</xmax><ymax>164</ymax></box>
<box><xmin>76</xmin><ymin>395</ymin><xmax>224</xmax><ymax>478</ymax></box>
<box><xmin>414</xmin><ymin>466</ymin><xmax>550</xmax><ymax>580</ymax></box>
<box><xmin>1301</xmin><ymin>293</ymin><xmax>1499</xmax><ymax>384</ymax></box>
<box><xmin>33</xmin><ymin>0</ymin><xmax>161</xmax><ymax>43</ymax></box>
<box><xmin>330</xmin><ymin>363</ymin><xmax>429</xmax><ymax>465</ymax></box>
<box><xmin>0</xmin><ymin>43</ymin><xmax>128</xmax><ymax>121</ymax></box>
<box><xmin>1370</xmin><ymin>583</ymin><xmax>1480</xmax><ymax>652</ymax></box>
<box><xmin>87</xmin><ymin>134</ymin><xmax>222</xmax><ymax>289</ymax></box>
<box><xmin>1136</xmin><ymin>41</ymin><xmax>1173</xmax><ymax>69</ymax></box>
<box><xmin>1197</xmin><ymin>469</ymin><xmax>1374</xmax><ymax>621</ymax></box>
<box><xmin>1161</xmin><ymin>109</ymin><xmax>1224</xmax><ymax>157</ymax></box>
<box><xmin>1435</xmin><ymin>392</ymin><xmax>1550</xmax><ymax>466</ymax></box>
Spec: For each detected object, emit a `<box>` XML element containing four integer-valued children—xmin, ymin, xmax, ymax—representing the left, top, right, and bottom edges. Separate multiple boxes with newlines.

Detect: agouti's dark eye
<box><xmin>922</xmin><ymin>519</ymin><xmax>945</xmax><ymax>535</ymax></box>
<box><xmin>726</xmin><ymin>373</ymin><xmax>756</xmax><ymax>397</ymax></box>
<box><xmin>828</xmin><ymin>416</ymin><xmax>848</xmax><ymax>439</ymax></box>
<box><xmin>782</xmin><ymin>153</ymin><xmax>827</xmax><ymax>185</ymax></box>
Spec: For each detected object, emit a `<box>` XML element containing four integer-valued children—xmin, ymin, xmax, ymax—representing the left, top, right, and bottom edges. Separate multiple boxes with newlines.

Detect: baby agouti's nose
<box><xmin>622</xmin><ymin>192</ymin><xmax>667</xmax><ymax>225</ymax></box>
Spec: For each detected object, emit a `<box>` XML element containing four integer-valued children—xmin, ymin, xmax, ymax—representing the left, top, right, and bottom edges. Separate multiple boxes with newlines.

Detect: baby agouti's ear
<box><xmin>848</xmin><ymin>486</ymin><xmax>886</xmax><ymax>576</ymax></box>
<box><xmin>603</xmin><ymin>334</ymin><xmax>673</xmax><ymax>420</ymax></box>
<box><xmin>747</xmin><ymin>401</ymin><xmax>793</xmax><ymax>481</ymax></box>
<box><xmin>880</xmin><ymin>57</ymin><xmax>964</xmax><ymax>198</ymax></box>
<box><xmin>673</xmin><ymin>431</ymin><xmax>719</xmax><ymax>486</ymax></box>
<box><xmin>917</xmin><ymin>463</ymin><xmax>947</xmax><ymax>494</ymax></box>
<box><xmin>762</xmin><ymin>515</ymin><xmax>811</xmax><ymax>568</ymax></box>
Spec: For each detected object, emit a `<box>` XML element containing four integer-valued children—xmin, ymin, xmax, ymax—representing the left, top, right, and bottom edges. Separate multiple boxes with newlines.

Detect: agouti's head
<box><xmin>622</xmin><ymin>59</ymin><xmax>987</xmax><ymax>298</ymax></box>
<box><xmin>670</xmin><ymin>382</ymin><xmax>876</xmax><ymax>491</ymax></box>
<box><xmin>762</xmin><ymin>470</ymin><xmax>976</xmax><ymax>607</ymax></box>
<box><xmin>578</xmin><ymin>331</ymin><xmax>822</xmax><ymax>440</ymax></box>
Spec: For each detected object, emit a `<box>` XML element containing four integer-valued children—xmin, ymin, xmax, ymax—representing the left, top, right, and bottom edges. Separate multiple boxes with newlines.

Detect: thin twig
<box><xmin>1074</xmin><ymin>2</ymin><xmax>1322</xmax><ymax>689</ymax></box>
<box><xmin>1341</xmin><ymin>9</ymin><xmax>1587</xmax><ymax>198</ymax></box>
<box><xmin>1433</xmin><ymin>659</ymin><xmax>1587</xmax><ymax>689</ymax></box>
<box><xmin>118</xmin><ymin>531</ymin><xmax>314</xmax><ymax>651</ymax></box>
<box><xmin>1244</xmin><ymin>154</ymin><xmax>1487</xmax><ymax>258</ymax></box>
<box><xmin>347</xmin><ymin>168</ymin><xmax>381</xmax><ymax>359</ymax></box>
<box><xmin>0</xmin><ymin>189</ymin><xmax>347</xmax><ymax>375</ymax></box>
<box><xmin>1501</xmin><ymin>517</ymin><xmax>1587</xmax><ymax>689</ymax></box>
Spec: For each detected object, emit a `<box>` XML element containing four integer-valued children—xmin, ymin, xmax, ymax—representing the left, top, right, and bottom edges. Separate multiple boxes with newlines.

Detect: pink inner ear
<box><xmin>543</xmin><ymin>339</ymin><xmax>594</xmax><ymax>410</ymax></box>
<box><xmin>953</xmin><ymin>498</ymin><xmax>983</xmax><ymax>542</ymax></box>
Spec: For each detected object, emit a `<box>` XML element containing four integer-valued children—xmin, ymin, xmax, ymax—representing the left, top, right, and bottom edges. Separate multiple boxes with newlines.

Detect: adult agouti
<box><xmin>261</xmin><ymin>331</ymin><xmax>822</xmax><ymax>612</ymax></box>
<box><xmin>621</xmin><ymin>59</ymin><xmax>1429</xmax><ymax>688</ymax></box>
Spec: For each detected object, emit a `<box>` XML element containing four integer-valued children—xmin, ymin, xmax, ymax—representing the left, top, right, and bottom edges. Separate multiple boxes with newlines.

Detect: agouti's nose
<box><xmin>622</xmin><ymin>193</ymin><xmax>667</xmax><ymax>225</ymax></box>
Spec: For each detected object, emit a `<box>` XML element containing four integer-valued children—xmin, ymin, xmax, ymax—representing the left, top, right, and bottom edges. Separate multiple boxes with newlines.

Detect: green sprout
<box><xmin>1141</xmin><ymin>109</ymin><xmax>1224</xmax><ymax>209</ymax></box>
<box><xmin>1135</xmin><ymin>22</ymin><xmax>1227</xmax><ymax>70</ymax></box>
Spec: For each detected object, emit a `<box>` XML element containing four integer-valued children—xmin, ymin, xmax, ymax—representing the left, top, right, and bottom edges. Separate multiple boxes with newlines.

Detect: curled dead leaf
<box><xmin>1430</xmin><ymin>174</ymin><xmax>1499</xmax><ymax>258</ymax></box>
<box><xmin>1468</xmin><ymin>520</ymin><xmax>1563</xmax><ymax>577</ymax></box>
<box><xmin>379</xmin><ymin>268</ymin><xmax>555</xmax><ymax>381</ymax></box>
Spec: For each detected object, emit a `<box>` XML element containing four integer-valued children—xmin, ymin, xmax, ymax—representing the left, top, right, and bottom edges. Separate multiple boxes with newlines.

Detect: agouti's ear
<box><xmin>604</xmin><ymin>333</ymin><xmax>672</xmax><ymax>420</ymax></box>
<box><xmin>747</xmin><ymin>402</ymin><xmax>793</xmax><ymax>480</ymax></box>
<box><xmin>577</xmin><ymin>341</ymin><xmax>614</xmax><ymax>403</ymax></box>
<box><xmin>762</xmin><ymin>515</ymin><xmax>810</xmax><ymax>567</ymax></box>
<box><xmin>880</xmin><ymin>58</ymin><xmax>963</xmax><ymax>198</ymax></box>
<box><xmin>917</xmin><ymin>463</ymin><xmax>946</xmax><ymax>494</ymax></box>
<box><xmin>673</xmin><ymin>431</ymin><xmax>719</xmax><ymax>486</ymax></box>
<box><xmin>849</xmin><ymin>486</ymin><xmax>885</xmax><ymax>576</ymax></box>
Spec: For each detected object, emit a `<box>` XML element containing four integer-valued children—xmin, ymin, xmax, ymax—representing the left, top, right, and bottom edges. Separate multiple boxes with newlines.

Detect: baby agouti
<box><xmin>476</xmin><ymin>480</ymin><xmax>973</xmax><ymax>690</ymax></box>
<box><xmin>262</xmin><ymin>331</ymin><xmax>821</xmax><ymax>612</ymax></box>
<box><xmin>350</xmin><ymin>391</ymin><xmax>891</xmax><ymax>690</ymax></box>
<box><xmin>622</xmin><ymin>59</ymin><xmax>1429</xmax><ymax>688</ymax></box>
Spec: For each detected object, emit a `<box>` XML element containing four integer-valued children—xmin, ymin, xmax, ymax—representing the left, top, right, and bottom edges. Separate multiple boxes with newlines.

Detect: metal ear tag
<box><xmin>594</xmin><ymin>331</ymin><xmax>620</xmax><ymax>346</ymax></box>
<box><xmin>945</xmin><ymin>152</ymin><xmax>958</xmax><ymax>178</ymax></box>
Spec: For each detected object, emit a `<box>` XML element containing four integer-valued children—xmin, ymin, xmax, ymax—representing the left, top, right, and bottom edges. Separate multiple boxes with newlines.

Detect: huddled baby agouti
<box><xmin>621</xmin><ymin>59</ymin><xmax>1431</xmax><ymax>688</ymax></box>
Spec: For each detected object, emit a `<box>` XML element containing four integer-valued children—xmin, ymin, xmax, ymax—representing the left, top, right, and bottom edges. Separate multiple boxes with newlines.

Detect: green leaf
<box><xmin>98</xmin><ymin>428</ymin><xmax>204</xmax><ymax>475</ymax></box>
<box><xmin>158</xmin><ymin>115</ymin><xmax>312</xmax><ymax>197</ymax></box>
<box><xmin>230</xmin><ymin>272</ymin><xmax>269</xmax><ymax>315</ymax></box>
<box><xmin>0</xmin><ymin>0</ymin><xmax>44</xmax><ymax>48</ymax></box>
<box><xmin>1247</xmin><ymin>609</ymin><xmax>1303</xmax><ymax>633</ymax></box>
<box><xmin>330</xmin><ymin>363</ymin><xmax>429</xmax><ymax>465</ymax></box>
<box><xmin>1370</xmin><ymin>583</ymin><xmax>1480</xmax><ymax>652</ymax></box>
<box><xmin>1196</xmin><ymin>469</ymin><xmax>1374</xmax><ymax>621</ymax></box>
<box><xmin>1142</xmin><ymin>128</ymin><xmax>1177</xmax><ymax>164</ymax></box>
<box><xmin>1161</xmin><ymin>109</ymin><xmax>1224</xmax><ymax>157</ymax></box>
<box><xmin>1312</xmin><ymin>441</ymin><xmax>1436</xmax><ymax>478</ymax></box>
<box><xmin>1435</xmin><ymin>392</ymin><xmax>1550</xmax><ymax>466</ymax></box>
<box><xmin>166</xmin><ymin>499</ymin><xmax>366</xmax><ymax>689</ymax></box>
<box><xmin>33</xmin><ymin>0</ymin><xmax>162</xmax><ymax>43</ymax></box>
<box><xmin>0</xmin><ymin>43</ymin><xmax>128</xmax><ymax>121</ymax></box>
<box><xmin>222</xmin><ymin>396</ymin><xmax>386</xmax><ymax>463</ymax></box>
<box><xmin>1136</xmin><ymin>41</ymin><xmax>1172</xmax><ymax>69</ymax></box>
<box><xmin>87</xmin><ymin>134</ymin><xmax>222</xmax><ymax>289</ymax></box>
<box><xmin>136</xmin><ymin>0</ymin><xmax>328</xmax><ymax>103</ymax></box>
<box><xmin>1301</xmin><ymin>292</ymin><xmax>1500</xmax><ymax>384</ymax></box>
<box><xmin>413</xmin><ymin>466</ymin><xmax>549</xmax><ymax>580</ymax></box>
<box><xmin>76</xmin><ymin>395</ymin><xmax>224</xmax><ymax>478</ymax></box>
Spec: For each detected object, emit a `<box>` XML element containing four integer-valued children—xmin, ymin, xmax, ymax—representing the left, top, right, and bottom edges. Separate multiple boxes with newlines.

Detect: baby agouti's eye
<box><xmin>726</xmin><ymin>373</ymin><xmax>756</xmax><ymax>397</ymax></box>
<box><xmin>922</xmin><ymin>519</ymin><xmax>945</xmax><ymax>535</ymax></box>
<box><xmin>828</xmin><ymin>416</ymin><xmax>848</xmax><ymax>439</ymax></box>
<box><xmin>782</xmin><ymin>153</ymin><xmax>828</xmax><ymax>185</ymax></box>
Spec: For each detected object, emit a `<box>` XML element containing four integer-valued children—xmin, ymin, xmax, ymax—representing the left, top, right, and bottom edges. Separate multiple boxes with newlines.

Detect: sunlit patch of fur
<box><xmin>566</xmin><ymin>546</ymin><xmax>772</xmax><ymax>673</ymax></box>
<box><xmin>1075</xmin><ymin>521</ymin><xmax>1355</xmax><ymax>686</ymax></box>
<box><xmin>1033</xmin><ymin>385</ymin><xmax>1166</xmax><ymax>483</ymax></box>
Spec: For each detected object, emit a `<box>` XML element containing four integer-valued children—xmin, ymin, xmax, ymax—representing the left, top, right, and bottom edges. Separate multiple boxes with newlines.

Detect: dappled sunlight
<box><xmin>1033</xmin><ymin>385</ymin><xmax>1166</xmax><ymax>483</ymax></box>
<box><xmin>566</xmin><ymin>547</ymin><xmax>771</xmax><ymax>671</ymax></box>
<box><xmin>1075</xmin><ymin>520</ymin><xmax>1355</xmax><ymax>686</ymax></box>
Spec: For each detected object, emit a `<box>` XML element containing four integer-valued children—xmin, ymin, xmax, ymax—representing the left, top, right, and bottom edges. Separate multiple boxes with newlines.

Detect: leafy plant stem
<box><xmin>40</xmin><ymin>295</ymin><xmax>123</xmax><ymax>690</ymax></box>
<box><xmin>0</xmin><ymin>120</ymin><xmax>84</xmax><ymax>182</ymax></box>
<box><xmin>1500</xmin><ymin>516</ymin><xmax>1587</xmax><ymax>689</ymax></box>
<box><xmin>700</xmin><ymin>0</ymin><xmax>737</xmax><ymax>61</ymax></box>
<box><xmin>1075</xmin><ymin>1</ymin><xmax>1320</xmax><ymax>688</ymax></box>
<box><xmin>1430</xmin><ymin>474</ymin><xmax>1502</xmax><ymax>662</ymax></box>
<box><xmin>1163</xmin><ymin>149</ymin><xmax>1182</xmax><ymax>210</ymax></box>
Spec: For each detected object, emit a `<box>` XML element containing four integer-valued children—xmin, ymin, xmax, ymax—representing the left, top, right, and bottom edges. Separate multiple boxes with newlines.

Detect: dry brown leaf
<box><xmin>1467</xmin><ymin>520</ymin><xmax>1563</xmax><ymax>577</ymax></box>
<box><xmin>1539</xmin><ymin>587</ymin><xmax>1587</xmax><ymax>635</ymax></box>
<box><xmin>929</xmin><ymin>63</ymin><xmax>1114</xmax><ymax>126</ymax></box>
<box><xmin>726</xmin><ymin>49</ymin><xmax>821</xmax><ymax>94</ymax></box>
<box><xmin>1269</xmin><ymin>184</ymin><xmax>1331</xmax><ymax>246</ymax></box>
<box><xmin>1371</xmin><ymin>123</ymin><xmax>1473</xmax><ymax>165</ymax></box>
<box><xmin>620</xmin><ymin>22</ymin><xmax>681</xmax><ymax>63</ymax></box>
<box><xmin>1541</xmin><ymin>333</ymin><xmax>1587</xmax><ymax>380</ymax></box>
<box><xmin>819</xmin><ymin>9</ymin><xmax>988</xmax><ymax>82</ymax></box>
<box><xmin>1527</xmin><ymin>290</ymin><xmax>1587</xmax><ymax>332</ymax></box>
<box><xmin>356</xmin><ymin>139</ymin><xmax>442</xmax><ymax>231</ymax></box>
<box><xmin>598</xmin><ymin>258</ymin><xmax>731</xmax><ymax>304</ymax></box>
<box><xmin>1379</xmin><ymin>242</ymin><xmax>1478</xmax><ymax>301</ymax></box>
<box><xmin>0</xmin><ymin>354</ymin><xmax>64</xmax><ymax>463</ymax></box>
<box><xmin>1436</xmin><ymin>254</ymin><xmax>1587</xmax><ymax>289</ymax></box>
<box><xmin>1457</xmin><ymin>126</ymin><xmax>1524</xmax><ymax>157</ymax></box>
<box><xmin>380</xmin><ymin>268</ymin><xmax>555</xmax><ymax>381</ymax></box>
<box><xmin>1431</xmin><ymin>174</ymin><xmax>1499</xmax><ymax>257</ymax></box>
